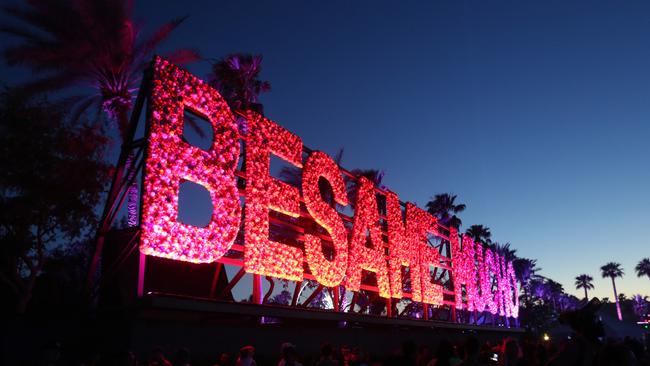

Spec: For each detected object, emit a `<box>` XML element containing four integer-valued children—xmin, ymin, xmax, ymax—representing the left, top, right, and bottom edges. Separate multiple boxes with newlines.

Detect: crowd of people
<box><xmin>31</xmin><ymin>333</ymin><xmax>649</xmax><ymax>366</ymax></box>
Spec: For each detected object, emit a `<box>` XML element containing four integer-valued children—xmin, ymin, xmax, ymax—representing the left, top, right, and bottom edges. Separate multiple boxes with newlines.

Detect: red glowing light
<box><xmin>451</xmin><ymin>233</ymin><xmax>480</xmax><ymax>311</ymax></box>
<box><xmin>138</xmin><ymin>59</ymin><xmax>520</xmax><ymax>319</ymax></box>
<box><xmin>140</xmin><ymin>57</ymin><xmax>241</xmax><ymax>263</ymax></box>
<box><xmin>302</xmin><ymin>151</ymin><xmax>349</xmax><ymax>287</ymax></box>
<box><xmin>413</xmin><ymin>207</ymin><xmax>443</xmax><ymax>305</ymax></box>
<box><xmin>244</xmin><ymin>111</ymin><xmax>304</xmax><ymax>281</ymax></box>
<box><xmin>345</xmin><ymin>177</ymin><xmax>391</xmax><ymax>298</ymax></box>
<box><xmin>386</xmin><ymin>192</ymin><xmax>423</xmax><ymax>301</ymax></box>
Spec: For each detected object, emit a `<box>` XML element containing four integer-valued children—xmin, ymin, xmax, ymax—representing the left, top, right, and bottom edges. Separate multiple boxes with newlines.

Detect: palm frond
<box><xmin>136</xmin><ymin>16</ymin><xmax>188</xmax><ymax>57</ymax></box>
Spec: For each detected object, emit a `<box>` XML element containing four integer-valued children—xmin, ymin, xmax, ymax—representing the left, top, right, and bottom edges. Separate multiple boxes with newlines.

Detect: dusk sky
<box><xmin>3</xmin><ymin>0</ymin><xmax>650</xmax><ymax>299</ymax></box>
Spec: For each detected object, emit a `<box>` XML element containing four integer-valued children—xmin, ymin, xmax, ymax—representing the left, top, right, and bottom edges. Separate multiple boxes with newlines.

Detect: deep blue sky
<box><xmin>3</xmin><ymin>0</ymin><xmax>650</xmax><ymax>299</ymax></box>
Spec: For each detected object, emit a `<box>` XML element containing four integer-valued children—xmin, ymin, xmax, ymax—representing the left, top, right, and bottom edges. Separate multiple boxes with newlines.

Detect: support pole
<box><xmin>385</xmin><ymin>297</ymin><xmax>392</xmax><ymax>317</ymax></box>
<box><xmin>219</xmin><ymin>268</ymin><xmax>246</xmax><ymax>299</ymax></box>
<box><xmin>291</xmin><ymin>281</ymin><xmax>302</xmax><ymax>306</ymax></box>
<box><xmin>332</xmin><ymin>287</ymin><xmax>340</xmax><ymax>311</ymax></box>
<box><xmin>209</xmin><ymin>262</ymin><xmax>224</xmax><ymax>298</ymax></box>
<box><xmin>302</xmin><ymin>284</ymin><xmax>324</xmax><ymax>307</ymax></box>
<box><xmin>137</xmin><ymin>253</ymin><xmax>146</xmax><ymax>298</ymax></box>
<box><xmin>253</xmin><ymin>274</ymin><xmax>262</xmax><ymax>304</ymax></box>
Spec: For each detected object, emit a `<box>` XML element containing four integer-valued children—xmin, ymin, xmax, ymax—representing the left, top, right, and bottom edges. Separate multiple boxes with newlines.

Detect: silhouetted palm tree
<box><xmin>513</xmin><ymin>258</ymin><xmax>539</xmax><ymax>303</ymax></box>
<box><xmin>2</xmin><ymin>0</ymin><xmax>198</xmax><ymax>225</ymax></box>
<box><xmin>465</xmin><ymin>224</ymin><xmax>491</xmax><ymax>244</ymax></box>
<box><xmin>426</xmin><ymin>193</ymin><xmax>465</xmax><ymax>229</ymax></box>
<box><xmin>2</xmin><ymin>0</ymin><xmax>197</xmax><ymax>134</ymax></box>
<box><xmin>513</xmin><ymin>258</ymin><xmax>539</xmax><ymax>285</ymax></box>
<box><xmin>209</xmin><ymin>53</ymin><xmax>271</xmax><ymax>132</ymax></box>
<box><xmin>574</xmin><ymin>274</ymin><xmax>594</xmax><ymax>300</ymax></box>
<box><xmin>350</xmin><ymin>169</ymin><xmax>384</xmax><ymax>187</ymax></box>
<box><xmin>636</xmin><ymin>258</ymin><xmax>650</xmax><ymax>280</ymax></box>
<box><xmin>632</xmin><ymin>294</ymin><xmax>648</xmax><ymax>317</ymax></box>
<box><xmin>546</xmin><ymin>279</ymin><xmax>564</xmax><ymax>311</ymax></box>
<box><xmin>529</xmin><ymin>276</ymin><xmax>549</xmax><ymax>301</ymax></box>
<box><xmin>601</xmin><ymin>262</ymin><xmax>624</xmax><ymax>321</ymax></box>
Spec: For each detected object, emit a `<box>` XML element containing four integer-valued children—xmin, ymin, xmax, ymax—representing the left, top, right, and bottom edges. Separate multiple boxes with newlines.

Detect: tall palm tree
<box><xmin>513</xmin><ymin>258</ymin><xmax>539</xmax><ymax>285</ymax></box>
<box><xmin>601</xmin><ymin>262</ymin><xmax>624</xmax><ymax>321</ymax></box>
<box><xmin>2</xmin><ymin>0</ymin><xmax>198</xmax><ymax>133</ymax></box>
<box><xmin>512</xmin><ymin>257</ymin><xmax>539</xmax><ymax>304</ymax></box>
<box><xmin>465</xmin><ymin>224</ymin><xmax>491</xmax><ymax>244</ymax></box>
<box><xmin>426</xmin><ymin>193</ymin><xmax>465</xmax><ymax>229</ymax></box>
<box><xmin>574</xmin><ymin>274</ymin><xmax>594</xmax><ymax>301</ymax></box>
<box><xmin>529</xmin><ymin>276</ymin><xmax>549</xmax><ymax>301</ymax></box>
<box><xmin>546</xmin><ymin>279</ymin><xmax>564</xmax><ymax>311</ymax></box>
<box><xmin>2</xmin><ymin>0</ymin><xmax>198</xmax><ymax>225</ymax></box>
<box><xmin>636</xmin><ymin>258</ymin><xmax>650</xmax><ymax>280</ymax></box>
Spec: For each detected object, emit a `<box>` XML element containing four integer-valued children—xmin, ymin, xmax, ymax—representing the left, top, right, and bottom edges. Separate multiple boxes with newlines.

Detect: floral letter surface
<box><xmin>140</xmin><ymin>57</ymin><xmax>241</xmax><ymax>263</ymax></box>
<box><xmin>345</xmin><ymin>177</ymin><xmax>390</xmax><ymax>298</ymax></box>
<box><xmin>302</xmin><ymin>151</ymin><xmax>349</xmax><ymax>287</ymax></box>
<box><xmin>244</xmin><ymin>111</ymin><xmax>304</xmax><ymax>281</ymax></box>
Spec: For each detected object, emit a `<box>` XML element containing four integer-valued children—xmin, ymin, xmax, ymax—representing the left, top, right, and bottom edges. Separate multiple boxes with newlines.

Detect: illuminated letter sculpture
<box><xmin>345</xmin><ymin>177</ymin><xmax>390</xmax><ymax>298</ymax></box>
<box><xmin>140</xmin><ymin>57</ymin><xmax>241</xmax><ymax>263</ymax></box>
<box><xmin>302</xmin><ymin>151</ymin><xmax>349</xmax><ymax>287</ymax></box>
<box><xmin>451</xmin><ymin>233</ymin><xmax>480</xmax><ymax>311</ymax></box>
<box><xmin>244</xmin><ymin>111</ymin><xmax>304</xmax><ymax>280</ymax></box>
<box><xmin>415</xmin><ymin>209</ymin><xmax>444</xmax><ymax>305</ymax></box>
<box><xmin>137</xmin><ymin>59</ymin><xmax>520</xmax><ymax>320</ymax></box>
<box><xmin>504</xmin><ymin>260</ymin><xmax>520</xmax><ymax>318</ymax></box>
<box><xmin>482</xmin><ymin>248</ymin><xmax>499</xmax><ymax>315</ymax></box>
<box><xmin>386</xmin><ymin>192</ymin><xmax>423</xmax><ymax>301</ymax></box>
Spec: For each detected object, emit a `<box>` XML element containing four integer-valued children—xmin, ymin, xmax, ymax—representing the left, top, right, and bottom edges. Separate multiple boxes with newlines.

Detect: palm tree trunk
<box><xmin>117</xmin><ymin>106</ymin><xmax>138</xmax><ymax>227</ymax></box>
<box><xmin>126</xmin><ymin>152</ymin><xmax>138</xmax><ymax>226</ymax></box>
<box><xmin>584</xmin><ymin>287</ymin><xmax>588</xmax><ymax>301</ymax></box>
<box><xmin>117</xmin><ymin>107</ymin><xmax>138</xmax><ymax>227</ymax></box>
<box><xmin>611</xmin><ymin>277</ymin><xmax>622</xmax><ymax>321</ymax></box>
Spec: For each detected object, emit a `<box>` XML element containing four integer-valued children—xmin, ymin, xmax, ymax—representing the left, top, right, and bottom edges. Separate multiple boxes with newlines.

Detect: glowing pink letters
<box><xmin>139</xmin><ymin>58</ymin><xmax>520</xmax><ymax>319</ymax></box>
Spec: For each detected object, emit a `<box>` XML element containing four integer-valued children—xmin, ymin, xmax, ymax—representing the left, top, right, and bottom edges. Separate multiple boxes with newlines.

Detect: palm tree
<box><xmin>465</xmin><ymin>224</ymin><xmax>491</xmax><ymax>244</ymax></box>
<box><xmin>350</xmin><ymin>169</ymin><xmax>385</xmax><ymax>187</ymax></box>
<box><xmin>636</xmin><ymin>258</ymin><xmax>650</xmax><ymax>280</ymax></box>
<box><xmin>632</xmin><ymin>294</ymin><xmax>648</xmax><ymax>317</ymax></box>
<box><xmin>512</xmin><ymin>258</ymin><xmax>539</xmax><ymax>304</ymax></box>
<box><xmin>209</xmin><ymin>53</ymin><xmax>271</xmax><ymax>136</ymax></box>
<box><xmin>210</xmin><ymin>53</ymin><xmax>271</xmax><ymax>112</ymax></box>
<box><xmin>601</xmin><ymin>262</ymin><xmax>624</xmax><ymax>321</ymax></box>
<box><xmin>426</xmin><ymin>193</ymin><xmax>466</xmax><ymax>229</ymax></box>
<box><xmin>546</xmin><ymin>279</ymin><xmax>564</xmax><ymax>311</ymax></box>
<box><xmin>513</xmin><ymin>258</ymin><xmax>539</xmax><ymax>285</ymax></box>
<box><xmin>574</xmin><ymin>274</ymin><xmax>594</xmax><ymax>301</ymax></box>
<box><xmin>529</xmin><ymin>276</ymin><xmax>549</xmax><ymax>301</ymax></box>
<box><xmin>2</xmin><ymin>0</ymin><xmax>198</xmax><ymax>133</ymax></box>
<box><xmin>2</xmin><ymin>0</ymin><xmax>198</xmax><ymax>225</ymax></box>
